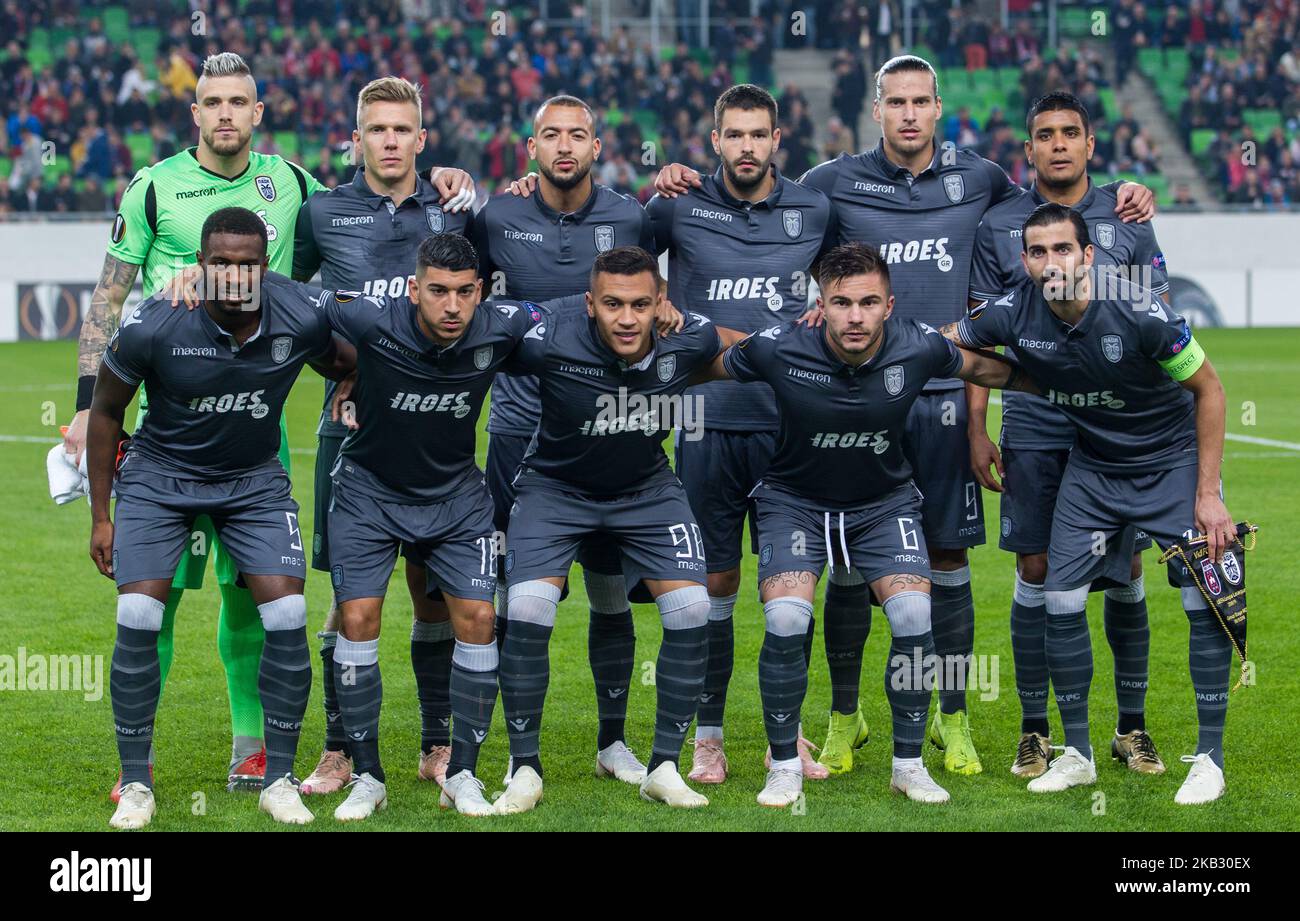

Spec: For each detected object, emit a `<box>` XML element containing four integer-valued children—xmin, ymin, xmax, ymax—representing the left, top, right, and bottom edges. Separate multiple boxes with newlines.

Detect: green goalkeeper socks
<box><xmin>218</xmin><ymin>583</ymin><xmax>266</xmax><ymax>756</ymax></box>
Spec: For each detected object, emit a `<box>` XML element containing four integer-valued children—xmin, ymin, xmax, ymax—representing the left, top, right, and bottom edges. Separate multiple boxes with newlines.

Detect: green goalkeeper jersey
<box><xmin>108</xmin><ymin>146</ymin><xmax>326</xmax><ymax>291</ymax></box>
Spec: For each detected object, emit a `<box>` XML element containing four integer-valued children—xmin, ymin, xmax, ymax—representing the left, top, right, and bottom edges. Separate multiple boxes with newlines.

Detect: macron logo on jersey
<box><xmin>878</xmin><ymin>238</ymin><xmax>954</xmax><ymax>273</ymax></box>
<box><xmin>504</xmin><ymin>229</ymin><xmax>544</xmax><ymax>243</ymax></box>
<box><xmin>690</xmin><ymin>207</ymin><xmax>734</xmax><ymax>222</ymax></box>
<box><xmin>331</xmin><ymin>215</ymin><xmax>375</xmax><ymax>227</ymax></box>
<box><xmin>853</xmin><ymin>181</ymin><xmax>897</xmax><ymax>194</ymax></box>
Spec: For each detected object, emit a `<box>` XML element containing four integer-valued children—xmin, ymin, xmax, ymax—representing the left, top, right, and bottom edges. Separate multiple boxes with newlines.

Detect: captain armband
<box><xmin>1158</xmin><ymin>335</ymin><xmax>1206</xmax><ymax>382</ymax></box>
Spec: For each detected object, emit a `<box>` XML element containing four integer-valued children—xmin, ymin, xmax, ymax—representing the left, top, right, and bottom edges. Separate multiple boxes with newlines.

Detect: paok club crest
<box><xmin>255</xmin><ymin>175</ymin><xmax>276</xmax><ymax>202</ymax></box>
<box><xmin>884</xmin><ymin>364</ymin><xmax>905</xmax><ymax>395</ymax></box>
<box><xmin>656</xmin><ymin>354</ymin><xmax>676</xmax><ymax>382</ymax></box>
<box><xmin>942</xmin><ymin>173</ymin><xmax>965</xmax><ymax>203</ymax></box>
<box><xmin>782</xmin><ymin>209</ymin><xmax>802</xmax><ymax>238</ymax></box>
<box><xmin>425</xmin><ymin>205</ymin><xmax>444</xmax><ymax>233</ymax></box>
<box><xmin>594</xmin><ymin>224</ymin><xmax>615</xmax><ymax>253</ymax></box>
<box><xmin>473</xmin><ymin>345</ymin><xmax>493</xmax><ymax>370</ymax></box>
<box><xmin>271</xmin><ymin>336</ymin><xmax>293</xmax><ymax>364</ymax></box>
<box><xmin>1095</xmin><ymin>222</ymin><xmax>1116</xmax><ymax>250</ymax></box>
<box><xmin>1102</xmin><ymin>334</ymin><xmax>1123</xmax><ymax>363</ymax></box>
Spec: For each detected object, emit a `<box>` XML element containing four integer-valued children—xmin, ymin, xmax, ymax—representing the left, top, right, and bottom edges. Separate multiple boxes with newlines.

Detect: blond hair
<box><xmin>356</xmin><ymin>76</ymin><xmax>423</xmax><ymax>129</ymax></box>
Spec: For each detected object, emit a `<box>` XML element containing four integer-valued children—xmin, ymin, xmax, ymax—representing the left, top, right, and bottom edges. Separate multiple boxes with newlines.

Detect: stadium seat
<box><xmin>1243</xmin><ymin>109</ymin><xmax>1282</xmax><ymax>138</ymax></box>
<box><xmin>125</xmin><ymin>132</ymin><xmax>154</xmax><ymax>169</ymax></box>
<box><xmin>103</xmin><ymin>7</ymin><xmax>131</xmax><ymax>44</ymax></box>
<box><xmin>274</xmin><ymin>131</ymin><xmax>300</xmax><ymax>159</ymax></box>
<box><xmin>1190</xmin><ymin>128</ymin><xmax>1218</xmax><ymax>159</ymax></box>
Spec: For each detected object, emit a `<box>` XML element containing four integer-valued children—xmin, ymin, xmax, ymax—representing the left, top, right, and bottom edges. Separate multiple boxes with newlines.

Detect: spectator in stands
<box><xmin>1179</xmin><ymin>84</ymin><xmax>1215</xmax><ymax>146</ymax></box>
<box><xmin>988</xmin><ymin>24</ymin><xmax>1013</xmax><ymax>68</ymax></box>
<box><xmin>1172</xmin><ymin>183</ymin><xmax>1198</xmax><ymax>208</ymax></box>
<box><xmin>831</xmin><ymin>51</ymin><xmax>866</xmax><ymax>151</ymax></box>
<box><xmin>822</xmin><ymin>115</ymin><xmax>855</xmax><ymax>160</ymax></box>
<box><xmin>8</xmin><ymin>124</ymin><xmax>43</xmax><ymax>192</ymax></box>
<box><xmin>9</xmin><ymin>174</ymin><xmax>51</xmax><ymax>212</ymax></box>
<box><xmin>1113</xmin><ymin>0</ymin><xmax>1140</xmax><ymax>86</ymax></box>
<box><xmin>960</xmin><ymin>13</ymin><xmax>991</xmax><ymax>71</ymax></box>
<box><xmin>77</xmin><ymin>174</ymin><xmax>108</xmax><ymax>213</ymax></box>
<box><xmin>1228</xmin><ymin>168</ymin><xmax>1265</xmax><ymax>206</ymax></box>
<box><xmin>6</xmin><ymin>104</ymin><xmax>40</xmax><ymax>152</ymax></box>
<box><xmin>1013</xmin><ymin>19</ymin><xmax>1040</xmax><ymax>64</ymax></box>
<box><xmin>49</xmin><ymin>172</ymin><xmax>77</xmax><ymax>212</ymax></box>
<box><xmin>1160</xmin><ymin>5</ymin><xmax>1187</xmax><ymax>50</ymax></box>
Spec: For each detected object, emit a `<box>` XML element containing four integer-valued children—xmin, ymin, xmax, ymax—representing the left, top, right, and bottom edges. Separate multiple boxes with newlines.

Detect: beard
<box><xmin>1038</xmin><ymin>161</ymin><xmax>1087</xmax><ymax>191</ymax></box>
<box><xmin>539</xmin><ymin>157</ymin><xmax>593</xmax><ymax>191</ymax></box>
<box><xmin>204</xmin><ymin>125</ymin><xmax>250</xmax><ymax>157</ymax></box>
<box><xmin>723</xmin><ymin>155</ymin><xmax>770</xmax><ymax>191</ymax></box>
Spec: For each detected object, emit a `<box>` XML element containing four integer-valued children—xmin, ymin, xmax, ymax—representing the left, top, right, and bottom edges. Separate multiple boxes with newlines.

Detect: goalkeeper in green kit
<box><xmin>63</xmin><ymin>53</ymin><xmax>476</xmax><ymax>799</ymax></box>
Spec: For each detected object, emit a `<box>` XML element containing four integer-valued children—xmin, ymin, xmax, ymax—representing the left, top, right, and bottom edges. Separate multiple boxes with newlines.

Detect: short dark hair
<box><xmin>714</xmin><ymin>83</ymin><xmax>778</xmax><ymax>132</ymax></box>
<box><xmin>590</xmin><ymin>245</ymin><xmax>661</xmax><ymax>293</ymax></box>
<box><xmin>1025</xmin><ymin>91</ymin><xmax>1091</xmax><ymax>138</ymax></box>
<box><xmin>1021</xmin><ymin>202</ymin><xmax>1090</xmax><ymax>251</ymax></box>
<box><xmin>817</xmin><ymin>242</ymin><xmax>891</xmax><ymax>294</ymax></box>
<box><xmin>533</xmin><ymin>94</ymin><xmax>596</xmax><ymax>133</ymax></box>
<box><xmin>417</xmin><ymin>233</ymin><xmax>479</xmax><ymax>274</ymax></box>
<box><xmin>875</xmin><ymin>54</ymin><xmax>939</xmax><ymax>102</ymax></box>
<box><xmin>200</xmin><ymin>206</ymin><xmax>268</xmax><ymax>253</ymax></box>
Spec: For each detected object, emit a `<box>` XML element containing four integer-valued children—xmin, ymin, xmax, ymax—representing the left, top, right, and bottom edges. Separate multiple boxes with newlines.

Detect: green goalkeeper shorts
<box><xmin>134</xmin><ymin>388</ymin><xmax>291</xmax><ymax>590</ymax></box>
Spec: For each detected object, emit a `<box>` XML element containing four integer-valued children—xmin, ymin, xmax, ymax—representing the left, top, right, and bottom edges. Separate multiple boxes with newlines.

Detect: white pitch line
<box><xmin>958</xmin><ymin>395</ymin><xmax>1300</xmax><ymax>452</ymax></box>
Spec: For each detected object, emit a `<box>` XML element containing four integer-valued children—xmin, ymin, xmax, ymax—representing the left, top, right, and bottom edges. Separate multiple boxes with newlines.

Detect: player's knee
<box><xmin>1016</xmin><ymin>554</ymin><xmax>1048</xmax><ymax>586</ymax></box>
<box><xmin>763</xmin><ymin>596</ymin><xmax>814</xmax><ymax>637</ymax></box>
<box><xmin>1044</xmin><ymin>585</ymin><xmax>1089</xmax><ymax>616</ymax></box>
<box><xmin>657</xmin><ymin>584</ymin><xmax>711</xmax><ymax>631</ymax></box>
<box><xmin>116</xmin><ymin>593</ymin><xmax>165</xmax><ymax>632</ymax></box>
<box><xmin>883</xmin><ymin>590</ymin><xmax>931</xmax><ymax>637</ymax></box>
<box><xmin>708</xmin><ymin>568</ymin><xmax>742</xmax><ymax>598</ymax></box>
<box><xmin>582</xmin><ymin>570</ymin><xmax>628</xmax><ymax>614</ymax></box>
<box><xmin>1130</xmin><ymin>554</ymin><xmax>1145</xmax><ymax>582</ymax></box>
<box><xmin>507</xmin><ymin>580</ymin><xmax>561</xmax><ymax>628</ymax></box>
<box><xmin>930</xmin><ymin>548</ymin><xmax>968</xmax><ymax>572</ymax></box>
<box><xmin>257</xmin><ymin>593</ymin><xmax>307</xmax><ymax>631</ymax></box>
<box><xmin>1180</xmin><ymin>585</ymin><xmax>1210</xmax><ymax>613</ymax></box>
<box><xmin>1105</xmin><ymin>574</ymin><xmax>1145</xmax><ymax>604</ymax></box>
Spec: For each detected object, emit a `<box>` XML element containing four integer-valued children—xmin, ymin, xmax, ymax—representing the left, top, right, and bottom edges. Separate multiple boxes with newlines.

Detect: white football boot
<box><xmin>496</xmin><ymin>765</ymin><xmax>544</xmax><ymax>815</ymax></box>
<box><xmin>440</xmin><ymin>770</ymin><xmax>497</xmax><ymax>816</ymax></box>
<box><xmin>259</xmin><ymin>775</ymin><xmax>314</xmax><ymax>825</ymax></box>
<box><xmin>889</xmin><ymin>761</ymin><xmax>951</xmax><ymax>804</ymax></box>
<box><xmin>639</xmin><ymin>761</ymin><xmax>709</xmax><ymax>808</ymax></box>
<box><xmin>1175</xmin><ymin>753</ymin><xmax>1225</xmax><ymax>805</ymax></box>
<box><xmin>332</xmin><ymin>772</ymin><xmax>387</xmax><ymax>822</ymax></box>
<box><xmin>756</xmin><ymin>767</ymin><xmax>803</xmax><ymax>807</ymax></box>
<box><xmin>109</xmin><ymin>782</ymin><xmax>156</xmax><ymax>829</ymax></box>
<box><xmin>1027</xmin><ymin>746</ymin><xmax>1097</xmax><ymax>793</ymax></box>
<box><xmin>595</xmin><ymin>741</ymin><xmax>648</xmax><ymax>784</ymax></box>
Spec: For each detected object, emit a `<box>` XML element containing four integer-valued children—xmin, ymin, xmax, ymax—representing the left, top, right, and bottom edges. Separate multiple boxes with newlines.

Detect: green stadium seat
<box><xmin>49</xmin><ymin>154</ymin><xmax>71</xmax><ymax>178</ymax></box>
<box><xmin>604</xmin><ymin>107</ymin><xmax>624</xmax><ymax>128</ymax></box>
<box><xmin>103</xmin><ymin>7</ymin><xmax>130</xmax><ymax>43</ymax></box>
<box><xmin>0</xmin><ymin>158</ymin><xmax>11</xmax><ymax>179</ymax></box>
<box><xmin>1243</xmin><ymin>109</ymin><xmax>1282</xmax><ymax>138</ymax></box>
<box><xmin>1059</xmin><ymin>7</ymin><xmax>1092</xmax><ymax>38</ymax></box>
<box><xmin>274</xmin><ymin>131</ymin><xmax>299</xmax><ymax>159</ymax></box>
<box><xmin>1190</xmin><ymin>128</ymin><xmax>1217</xmax><ymax>158</ymax></box>
<box><xmin>125</xmin><ymin>132</ymin><xmax>154</xmax><ymax>169</ymax></box>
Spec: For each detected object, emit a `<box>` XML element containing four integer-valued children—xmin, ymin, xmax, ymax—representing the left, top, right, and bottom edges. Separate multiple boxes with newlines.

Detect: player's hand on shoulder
<box><xmin>331</xmin><ymin>372</ymin><xmax>359</xmax><ymax>430</ymax></box>
<box><xmin>1115</xmin><ymin>181</ymin><xmax>1156</xmax><ymax>223</ymax></box>
<box><xmin>160</xmin><ymin>264</ymin><xmax>203</xmax><ymax>310</ymax></box>
<box><xmin>509</xmin><ymin>172</ymin><xmax>540</xmax><ymax>198</ymax></box>
<box><xmin>429</xmin><ymin>167</ymin><xmax>476</xmax><ymax>212</ymax></box>
<box><xmin>653</xmin><ymin>163</ymin><xmax>702</xmax><ymax>198</ymax></box>
<box><xmin>654</xmin><ymin>296</ymin><xmax>685</xmax><ymax>336</ymax></box>
<box><xmin>796</xmin><ymin>305</ymin><xmax>824</xmax><ymax>327</ymax></box>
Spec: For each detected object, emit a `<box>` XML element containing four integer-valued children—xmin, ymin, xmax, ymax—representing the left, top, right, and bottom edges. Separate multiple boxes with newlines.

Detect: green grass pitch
<box><xmin>2</xmin><ymin>329</ymin><xmax>1296</xmax><ymax>831</ymax></box>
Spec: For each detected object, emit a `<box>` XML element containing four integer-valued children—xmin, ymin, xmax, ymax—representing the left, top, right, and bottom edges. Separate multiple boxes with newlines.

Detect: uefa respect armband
<box><xmin>1158</xmin><ymin>521</ymin><xmax>1258</xmax><ymax>691</ymax></box>
<box><xmin>1157</xmin><ymin>334</ymin><xmax>1205</xmax><ymax>381</ymax></box>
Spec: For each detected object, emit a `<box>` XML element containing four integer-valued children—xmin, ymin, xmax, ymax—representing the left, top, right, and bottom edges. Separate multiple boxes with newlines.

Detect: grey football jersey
<box><xmin>102</xmin><ymin>272</ymin><xmax>336</xmax><ymax>480</ymax></box>
<box><xmin>511</xmin><ymin>309</ymin><xmax>722</xmax><ymax>497</ymax></box>
<box><xmin>969</xmin><ymin>180</ymin><xmax>1170</xmax><ymax>450</ymax></box>
<box><xmin>800</xmin><ymin>142</ymin><xmax>1022</xmax><ymax>391</ymax></box>
<box><xmin>470</xmin><ymin>184</ymin><xmax>656</xmax><ymax>436</ymax></box>
<box><xmin>957</xmin><ymin>277</ymin><xmax>1199</xmax><ymax>475</ymax></box>
<box><xmin>646</xmin><ymin>166</ymin><xmax>836</xmax><ymax>431</ymax></box>
<box><xmin>723</xmin><ymin>317</ymin><xmax>962</xmax><ymax>508</ymax></box>
<box><xmin>294</xmin><ymin>167</ymin><xmax>471</xmax><ymax>439</ymax></box>
<box><xmin>324</xmin><ymin>292</ymin><xmax>544</xmax><ymax>503</ymax></box>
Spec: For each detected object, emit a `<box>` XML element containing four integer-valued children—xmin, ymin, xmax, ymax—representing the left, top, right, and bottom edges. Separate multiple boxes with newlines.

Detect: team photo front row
<box><xmin>87</xmin><ymin>201</ymin><xmax>1239</xmax><ymax>828</ymax></box>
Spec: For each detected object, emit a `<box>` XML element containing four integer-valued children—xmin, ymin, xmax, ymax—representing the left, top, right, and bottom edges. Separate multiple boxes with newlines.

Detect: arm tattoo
<box><xmin>937</xmin><ymin>321</ymin><xmax>962</xmax><ymax>345</ymax></box>
<box><xmin>760</xmin><ymin>571</ymin><xmax>815</xmax><ymax>595</ymax></box>
<box><xmin>78</xmin><ymin>255</ymin><xmax>140</xmax><ymax>377</ymax></box>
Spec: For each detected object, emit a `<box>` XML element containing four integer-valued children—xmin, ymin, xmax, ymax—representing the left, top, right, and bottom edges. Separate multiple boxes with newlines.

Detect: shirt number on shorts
<box><xmin>964</xmin><ymin>483</ymin><xmax>979</xmax><ymax>521</ymax></box>
<box><xmin>897</xmin><ymin>517</ymin><xmax>920</xmax><ymax>551</ymax></box>
<box><xmin>475</xmin><ymin>534</ymin><xmax>502</xmax><ymax>576</ymax></box>
<box><xmin>670</xmin><ymin>522</ymin><xmax>706</xmax><ymax>562</ymax></box>
<box><xmin>286</xmin><ymin>512</ymin><xmax>303</xmax><ymax>552</ymax></box>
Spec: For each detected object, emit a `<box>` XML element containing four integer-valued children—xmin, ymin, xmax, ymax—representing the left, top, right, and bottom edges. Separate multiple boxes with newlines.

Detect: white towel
<box><xmin>46</xmin><ymin>443</ymin><xmax>90</xmax><ymax>505</ymax></box>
